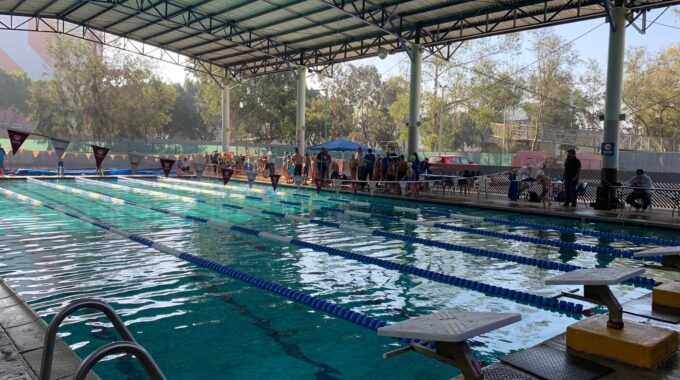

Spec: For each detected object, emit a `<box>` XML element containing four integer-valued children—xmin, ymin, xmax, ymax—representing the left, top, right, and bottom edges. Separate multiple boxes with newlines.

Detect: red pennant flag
<box><xmin>7</xmin><ymin>129</ymin><xmax>30</xmax><ymax>156</ymax></box>
<box><xmin>246</xmin><ymin>171</ymin><xmax>257</xmax><ymax>189</ymax></box>
<box><xmin>159</xmin><ymin>158</ymin><xmax>176</xmax><ymax>178</ymax></box>
<box><xmin>270</xmin><ymin>174</ymin><xmax>281</xmax><ymax>191</ymax></box>
<box><xmin>351</xmin><ymin>181</ymin><xmax>358</xmax><ymax>194</ymax></box>
<box><xmin>91</xmin><ymin>145</ymin><xmax>110</xmax><ymax>168</ymax></box>
<box><xmin>221</xmin><ymin>168</ymin><xmax>234</xmax><ymax>185</ymax></box>
<box><xmin>315</xmin><ymin>178</ymin><xmax>324</xmax><ymax>194</ymax></box>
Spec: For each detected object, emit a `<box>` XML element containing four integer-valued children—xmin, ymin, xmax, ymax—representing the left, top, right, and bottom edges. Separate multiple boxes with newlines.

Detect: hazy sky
<box><xmin>158</xmin><ymin>7</ymin><xmax>680</xmax><ymax>88</ymax></box>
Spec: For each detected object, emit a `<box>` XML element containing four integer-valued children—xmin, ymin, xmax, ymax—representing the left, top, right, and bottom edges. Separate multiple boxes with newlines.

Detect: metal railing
<box><xmin>75</xmin><ymin>341</ymin><xmax>166</xmax><ymax>380</ymax></box>
<box><xmin>40</xmin><ymin>298</ymin><xmax>165</xmax><ymax>380</ymax></box>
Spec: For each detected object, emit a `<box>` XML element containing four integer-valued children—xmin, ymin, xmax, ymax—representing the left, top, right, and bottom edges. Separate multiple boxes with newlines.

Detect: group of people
<box><xmin>509</xmin><ymin>148</ymin><xmax>654</xmax><ymax>212</ymax></box>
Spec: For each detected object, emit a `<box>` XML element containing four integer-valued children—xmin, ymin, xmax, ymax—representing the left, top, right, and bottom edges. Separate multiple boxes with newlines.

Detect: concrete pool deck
<box><xmin>0</xmin><ymin>280</ymin><xmax>97</xmax><ymax>380</ymax></box>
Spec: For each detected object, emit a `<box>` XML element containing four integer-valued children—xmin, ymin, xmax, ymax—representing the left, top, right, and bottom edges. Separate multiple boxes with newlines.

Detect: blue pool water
<box><xmin>0</xmin><ymin>177</ymin><xmax>676</xmax><ymax>379</ymax></box>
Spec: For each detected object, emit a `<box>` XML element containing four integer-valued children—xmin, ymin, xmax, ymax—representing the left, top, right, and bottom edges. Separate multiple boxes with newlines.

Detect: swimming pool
<box><xmin>0</xmin><ymin>177</ymin><xmax>676</xmax><ymax>379</ymax></box>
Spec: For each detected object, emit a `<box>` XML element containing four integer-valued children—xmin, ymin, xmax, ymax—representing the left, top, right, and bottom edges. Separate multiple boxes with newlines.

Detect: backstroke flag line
<box><xmin>7</xmin><ymin>129</ymin><xmax>30</xmax><ymax>156</ymax></box>
<box><xmin>128</xmin><ymin>154</ymin><xmax>144</xmax><ymax>174</ymax></box>
<box><xmin>92</xmin><ymin>145</ymin><xmax>110</xmax><ymax>169</ymax></box>
<box><xmin>246</xmin><ymin>171</ymin><xmax>258</xmax><ymax>189</ymax></box>
<box><xmin>270</xmin><ymin>174</ymin><xmax>281</xmax><ymax>191</ymax></box>
<box><xmin>159</xmin><ymin>158</ymin><xmax>176</xmax><ymax>178</ymax></box>
<box><xmin>315</xmin><ymin>178</ymin><xmax>323</xmax><ymax>194</ymax></box>
<box><xmin>221</xmin><ymin>168</ymin><xmax>234</xmax><ymax>185</ymax></box>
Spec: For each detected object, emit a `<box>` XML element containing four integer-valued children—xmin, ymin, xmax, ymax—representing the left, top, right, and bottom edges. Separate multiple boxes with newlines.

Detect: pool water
<box><xmin>0</xmin><ymin>177</ymin><xmax>676</xmax><ymax>379</ymax></box>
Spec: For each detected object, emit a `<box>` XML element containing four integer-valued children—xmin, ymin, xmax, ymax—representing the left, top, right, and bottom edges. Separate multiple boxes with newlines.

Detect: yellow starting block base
<box><xmin>653</xmin><ymin>281</ymin><xmax>680</xmax><ymax>309</ymax></box>
<box><xmin>567</xmin><ymin>315</ymin><xmax>678</xmax><ymax>369</ymax></box>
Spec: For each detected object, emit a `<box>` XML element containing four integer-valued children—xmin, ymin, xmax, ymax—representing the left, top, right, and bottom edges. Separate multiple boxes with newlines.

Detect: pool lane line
<box><xmin>75</xmin><ymin>177</ymin><xmax>657</xmax><ymax>289</ymax></box>
<box><xmin>43</xmin><ymin>179</ymin><xmax>592</xmax><ymax>317</ymax></box>
<box><xmin>0</xmin><ymin>185</ymin><xmax>392</xmax><ymax>333</ymax></box>
<box><xmin>162</xmin><ymin>178</ymin><xmax>671</xmax><ymax>255</ymax></box>
<box><xmin>159</xmin><ymin>176</ymin><xmax>420</xmax><ymax>214</ymax></box>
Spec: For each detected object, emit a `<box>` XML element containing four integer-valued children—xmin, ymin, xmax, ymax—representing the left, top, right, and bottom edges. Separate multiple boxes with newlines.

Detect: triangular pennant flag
<box><xmin>110</xmin><ymin>154</ymin><xmax>116</xmax><ymax>160</ymax></box>
<box><xmin>85</xmin><ymin>153</ymin><xmax>91</xmax><ymax>160</ymax></box>
<box><xmin>270</xmin><ymin>174</ymin><xmax>281</xmax><ymax>191</ymax></box>
<box><xmin>50</xmin><ymin>137</ymin><xmax>69</xmax><ymax>161</ymax></box>
<box><xmin>246</xmin><ymin>171</ymin><xmax>258</xmax><ymax>189</ymax></box>
<box><xmin>32</xmin><ymin>150</ymin><xmax>40</xmax><ymax>158</ymax></box>
<box><xmin>47</xmin><ymin>151</ymin><xmax>54</xmax><ymax>157</ymax></box>
<box><xmin>122</xmin><ymin>154</ymin><xmax>127</xmax><ymax>160</ymax></box>
<box><xmin>221</xmin><ymin>168</ymin><xmax>234</xmax><ymax>185</ymax></box>
<box><xmin>7</xmin><ymin>129</ymin><xmax>30</xmax><ymax>156</ymax></box>
<box><xmin>91</xmin><ymin>145</ymin><xmax>109</xmax><ymax>168</ymax></box>
<box><xmin>191</xmin><ymin>161</ymin><xmax>205</xmax><ymax>180</ymax></box>
<box><xmin>399</xmin><ymin>181</ymin><xmax>408</xmax><ymax>196</ymax></box>
<box><xmin>367</xmin><ymin>181</ymin><xmax>377</xmax><ymax>196</ymax></box>
<box><xmin>351</xmin><ymin>181</ymin><xmax>358</xmax><ymax>194</ymax></box>
<box><xmin>294</xmin><ymin>175</ymin><xmax>303</xmax><ymax>189</ymax></box>
<box><xmin>315</xmin><ymin>178</ymin><xmax>324</xmax><ymax>194</ymax></box>
<box><xmin>128</xmin><ymin>153</ymin><xmax>144</xmax><ymax>174</ymax></box>
<box><xmin>332</xmin><ymin>179</ymin><xmax>341</xmax><ymax>194</ymax></box>
<box><xmin>159</xmin><ymin>158</ymin><xmax>176</xmax><ymax>178</ymax></box>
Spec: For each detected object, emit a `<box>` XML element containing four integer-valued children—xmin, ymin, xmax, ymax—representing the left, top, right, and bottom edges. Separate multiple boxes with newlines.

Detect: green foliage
<box><xmin>0</xmin><ymin>69</ymin><xmax>31</xmax><ymax>124</ymax></box>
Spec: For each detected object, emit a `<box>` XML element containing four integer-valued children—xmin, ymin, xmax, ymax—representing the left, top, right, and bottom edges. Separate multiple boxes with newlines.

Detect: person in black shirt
<box><xmin>562</xmin><ymin>149</ymin><xmax>581</xmax><ymax>208</ymax></box>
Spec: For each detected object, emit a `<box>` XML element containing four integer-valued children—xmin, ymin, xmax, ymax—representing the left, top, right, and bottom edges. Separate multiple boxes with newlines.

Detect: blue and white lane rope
<box><xmin>76</xmin><ymin>177</ymin><xmax>656</xmax><ymax>287</ymax></box>
<box><xmin>421</xmin><ymin>210</ymin><xmax>677</xmax><ymax>248</ymax></box>
<box><xmin>0</xmin><ymin>185</ymin><xmax>389</xmax><ymax>332</ymax></box>
<box><xmin>321</xmin><ymin>206</ymin><xmax>660</xmax><ymax>265</ymax></box>
<box><xmin>118</xmin><ymin>177</ymin><xmax>309</xmax><ymax>209</ymax></box>
<box><xmin>160</xmin><ymin>176</ymin><xmax>419</xmax><ymax>213</ymax></box>
<box><xmin>160</xmin><ymin>176</ymin><xmax>287</xmax><ymax>197</ymax></box>
<box><xmin>36</xmin><ymin>179</ymin><xmax>588</xmax><ymax>316</ymax></box>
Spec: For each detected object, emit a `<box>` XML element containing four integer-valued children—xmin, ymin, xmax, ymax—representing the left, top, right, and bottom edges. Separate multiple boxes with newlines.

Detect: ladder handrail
<box><xmin>75</xmin><ymin>341</ymin><xmax>166</xmax><ymax>380</ymax></box>
<box><xmin>40</xmin><ymin>298</ymin><xmax>138</xmax><ymax>380</ymax></box>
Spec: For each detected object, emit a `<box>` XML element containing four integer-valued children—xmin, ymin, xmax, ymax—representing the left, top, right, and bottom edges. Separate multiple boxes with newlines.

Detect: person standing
<box><xmin>363</xmin><ymin>149</ymin><xmax>376</xmax><ymax>181</ymax></box>
<box><xmin>356</xmin><ymin>147</ymin><xmax>365</xmax><ymax>181</ymax></box>
<box><xmin>211</xmin><ymin>150</ymin><xmax>219</xmax><ymax>174</ymax></box>
<box><xmin>266</xmin><ymin>147</ymin><xmax>276</xmax><ymax>177</ymax></box>
<box><xmin>0</xmin><ymin>144</ymin><xmax>5</xmax><ymax>176</ymax></box>
<box><xmin>303</xmin><ymin>153</ymin><xmax>311</xmax><ymax>184</ymax></box>
<box><xmin>292</xmin><ymin>148</ymin><xmax>303</xmax><ymax>177</ymax></box>
<box><xmin>626</xmin><ymin>169</ymin><xmax>653</xmax><ymax>211</ymax></box>
<box><xmin>562</xmin><ymin>149</ymin><xmax>581</xmax><ymax>208</ymax></box>
<box><xmin>316</xmin><ymin>148</ymin><xmax>331</xmax><ymax>179</ymax></box>
<box><xmin>410</xmin><ymin>152</ymin><xmax>421</xmax><ymax>180</ymax></box>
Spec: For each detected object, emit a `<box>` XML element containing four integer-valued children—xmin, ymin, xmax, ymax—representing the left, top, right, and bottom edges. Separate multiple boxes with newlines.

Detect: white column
<box><xmin>408</xmin><ymin>44</ymin><xmax>422</xmax><ymax>157</ymax></box>
<box><xmin>297</xmin><ymin>65</ymin><xmax>307</xmax><ymax>156</ymax></box>
<box><xmin>595</xmin><ymin>4</ymin><xmax>627</xmax><ymax>209</ymax></box>
<box><xmin>221</xmin><ymin>77</ymin><xmax>230</xmax><ymax>152</ymax></box>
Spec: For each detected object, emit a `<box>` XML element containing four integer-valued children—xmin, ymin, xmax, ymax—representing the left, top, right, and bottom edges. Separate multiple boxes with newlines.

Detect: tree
<box><xmin>164</xmin><ymin>79</ymin><xmax>211</xmax><ymax>140</ymax></box>
<box><xmin>0</xmin><ymin>69</ymin><xmax>31</xmax><ymax>125</ymax></box>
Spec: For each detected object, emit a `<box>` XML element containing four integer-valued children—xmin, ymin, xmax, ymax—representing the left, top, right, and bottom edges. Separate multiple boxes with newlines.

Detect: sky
<box><xmin>157</xmin><ymin>7</ymin><xmax>680</xmax><ymax>88</ymax></box>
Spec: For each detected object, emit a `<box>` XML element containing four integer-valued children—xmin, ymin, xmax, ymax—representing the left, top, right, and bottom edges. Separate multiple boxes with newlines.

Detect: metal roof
<box><xmin>1</xmin><ymin>0</ymin><xmax>678</xmax><ymax>79</ymax></box>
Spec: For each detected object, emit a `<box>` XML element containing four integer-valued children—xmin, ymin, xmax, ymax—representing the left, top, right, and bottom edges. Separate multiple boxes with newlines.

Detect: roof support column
<box><xmin>594</xmin><ymin>3</ymin><xmax>626</xmax><ymax>210</ymax></box>
<box><xmin>221</xmin><ymin>77</ymin><xmax>231</xmax><ymax>152</ymax></box>
<box><xmin>297</xmin><ymin>65</ymin><xmax>307</xmax><ymax>156</ymax></box>
<box><xmin>408</xmin><ymin>43</ymin><xmax>422</xmax><ymax>157</ymax></box>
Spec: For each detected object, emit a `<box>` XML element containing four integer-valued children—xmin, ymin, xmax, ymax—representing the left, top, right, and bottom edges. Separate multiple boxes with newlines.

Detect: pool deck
<box><xmin>0</xmin><ymin>280</ymin><xmax>97</xmax><ymax>380</ymax></box>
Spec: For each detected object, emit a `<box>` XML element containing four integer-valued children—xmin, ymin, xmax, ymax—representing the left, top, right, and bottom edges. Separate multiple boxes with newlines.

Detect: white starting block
<box><xmin>378</xmin><ymin>311</ymin><xmax>521</xmax><ymax>380</ymax></box>
<box><xmin>635</xmin><ymin>246</ymin><xmax>680</xmax><ymax>272</ymax></box>
<box><xmin>546</xmin><ymin>267</ymin><xmax>644</xmax><ymax>329</ymax></box>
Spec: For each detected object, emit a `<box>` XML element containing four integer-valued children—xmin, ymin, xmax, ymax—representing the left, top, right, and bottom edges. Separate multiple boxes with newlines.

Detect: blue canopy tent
<box><xmin>307</xmin><ymin>138</ymin><xmax>372</xmax><ymax>152</ymax></box>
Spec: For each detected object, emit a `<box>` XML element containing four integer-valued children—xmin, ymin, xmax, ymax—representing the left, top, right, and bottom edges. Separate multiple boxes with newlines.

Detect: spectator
<box><xmin>356</xmin><ymin>147</ymin><xmax>365</xmax><ymax>180</ymax></box>
<box><xmin>316</xmin><ymin>148</ymin><xmax>331</xmax><ymax>179</ymax></box>
<box><xmin>562</xmin><ymin>149</ymin><xmax>581</xmax><ymax>208</ymax></box>
<box><xmin>410</xmin><ymin>152</ymin><xmax>421</xmax><ymax>180</ymax></box>
<box><xmin>0</xmin><ymin>144</ymin><xmax>5</xmax><ymax>176</ymax></box>
<box><xmin>211</xmin><ymin>150</ymin><xmax>219</xmax><ymax>174</ymax></box>
<box><xmin>536</xmin><ymin>170</ymin><xmax>551</xmax><ymax>210</ymax></box>
<box><xmin>266</xmin><ymin>147</ymin><xmax>276</xmax><ymax>176</ymax></box>
<box><xmin>364</xmin><ymin>149</ymin><xmax>376</xmax><ymax>181</ymax></box>
<box><xmin>508</xmin><ymin>169</ymin><xmax>520</xmax><ymax>201</ymax></box>
<box><xmin>293</xmin><ymin>148</ymin><xmax>303</xmax><ymax>177</ymax></box>
<box><xmin>349</xmin><ymin>153</ymin><xmax>358</xmax><ymax>180</ymax></box>
<box><xmin>330</xmin><ymin>158</ymin><xmax>340</xmax><ymax>180</ymax></box>
<box><xmin>626</xmin><ymin>169</ymin><xmax>653</xmax><ymax>211</ymax></box>
<box><xmin>396</xmin><ymin>155</ymin><xmax>407</xmax><ymax>180</ymax></box>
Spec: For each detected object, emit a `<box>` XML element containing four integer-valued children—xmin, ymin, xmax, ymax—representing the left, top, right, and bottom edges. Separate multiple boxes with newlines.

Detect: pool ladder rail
<box><xmin>39</xmin><ymin>298</ymin><xmax>166</xmax><ymax>380</ymax></box>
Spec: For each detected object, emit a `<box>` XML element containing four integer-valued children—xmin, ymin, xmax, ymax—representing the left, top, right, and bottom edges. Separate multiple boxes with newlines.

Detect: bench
<box><xmin>546</xmin><ymin>267</ymin><xmax>645</xmax><ymax>329</ymax></box>
<box><xmin>378</xmin><ymin>311</ymin><xmax>521</xmax><ymax>380</ymax></box>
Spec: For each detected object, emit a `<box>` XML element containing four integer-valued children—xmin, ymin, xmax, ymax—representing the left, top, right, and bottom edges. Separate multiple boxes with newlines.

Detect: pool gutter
<box><xmin>0</xmin><ymin>279</ymin><xmax>99</xmax><ymax>380</ymax></box>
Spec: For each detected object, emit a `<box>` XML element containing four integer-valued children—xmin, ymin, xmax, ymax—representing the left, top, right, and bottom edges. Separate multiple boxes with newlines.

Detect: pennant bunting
<box><xmin>315</xmin><ymin>178</ymin><xmax>324</xmax><ymax>194</ymax></box>
<box><xmin>293</xmin><ymin>175</ymin><xmax>303</xmax><ymax>189</ymax></box>
<box><xmin>221</xmin><ymin>168</ymin><xmax>234</xmax><ymax>185</ymax></box>
<box><xmin>191</xmin><ymin>161</ymin><xmax>205</xmax><ymax>180</ymax></box>
<box><xmin>270</xmin><ymin>174</ymin><xmax>281</xmax><ymax>191</ymax></box>
<box><xmin>159</xmin><ymin>158</ymin><xmax>176</xmax><ymax>178</ymax></box>
<box><xmin>246</xmin><ymin>171</ymin><xmax>258</xmax><ymax>189</ymax></box>
<box><xmin>50</xmin><ymin>138</ymin><xmax>70</xmax><ymax>161</ymax></box>
<box><xmin>7</xmin><ymin>129</ymin><xmax>30</xmax><ymax>156</ymax></box>
<box><xmin>91</xmin><ymin>145</ymin><xmax>109</xmax><ymax>168</ymax></box>
<box><xmin>32</xmin><ymin>150</ymin><xmax>40</xmax><ymax>158</ymax></box>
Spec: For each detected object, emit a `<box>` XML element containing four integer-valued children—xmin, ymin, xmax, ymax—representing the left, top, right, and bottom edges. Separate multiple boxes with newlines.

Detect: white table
<box><xmin>378</xmin><ymin>311</ymin><xmax>521</xmax><ymax>379</ymax></box>
<box><xmin>546</xmin><ymin>268</ymin><xmax>645</xmax><ymax>329</ymax></box>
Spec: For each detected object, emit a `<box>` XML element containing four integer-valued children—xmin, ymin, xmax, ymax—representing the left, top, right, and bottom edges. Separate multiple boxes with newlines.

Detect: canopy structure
<box><xmin>0</xmin><ymin>0</ymin><xmax>677</xmax><ymax>79</ymax></box>
<box><xmin>307</xmin><ymin>138</ymin><xmax>372</xmax><ymax>152</ymax></box>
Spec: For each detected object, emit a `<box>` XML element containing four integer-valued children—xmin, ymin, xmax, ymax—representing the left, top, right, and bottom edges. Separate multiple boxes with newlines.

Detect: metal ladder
<box><xmin>40</xmin><ymin>298</ymin><xmax>166</xmax><ymax>380</ymax></box>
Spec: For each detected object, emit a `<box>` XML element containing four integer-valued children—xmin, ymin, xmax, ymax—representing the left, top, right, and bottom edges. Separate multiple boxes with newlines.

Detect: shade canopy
<box><xmin>307</xmin><ymin>139</ymin><xmax>372</xmax><ymax>152</ymax></box>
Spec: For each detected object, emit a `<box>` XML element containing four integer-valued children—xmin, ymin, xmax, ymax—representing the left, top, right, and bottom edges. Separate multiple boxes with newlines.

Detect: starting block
<box><xmin>547</xmin><ymin>267</ymin><xmax>678</xmax><ymax>369</ymax></box>
<box><xmin>635</xmin><ymin>246</ymin><xmax>680</xmax><ymax>272</ymax></box>
<box><xmin>378</xmin><ymin>311</ymin><xmax>521</xmax><ymax>380</ymax></box>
